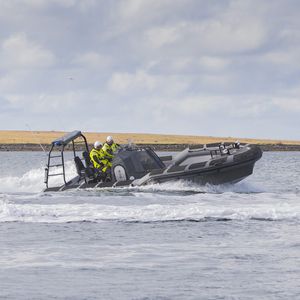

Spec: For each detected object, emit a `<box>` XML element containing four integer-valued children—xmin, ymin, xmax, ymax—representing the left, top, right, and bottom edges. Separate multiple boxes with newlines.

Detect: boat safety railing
<box><xmin>44</xmin><ymin>130</ymin><xmax>89</xmax><ymax>189</ymax></box>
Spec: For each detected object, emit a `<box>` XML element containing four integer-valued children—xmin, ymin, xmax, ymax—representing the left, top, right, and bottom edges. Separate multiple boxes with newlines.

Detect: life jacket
<box><xmin>89</xmin><ymin>148</ymin><xmax>111</xmax><ymax>171</ymax></box>
<box><xmin>111</xmin><ymin>143</ymin><xmax>119</xmax><ymax>152</ymax></box>
<box><xmin>102</xmin><ymin>142</ymin><xmax>118</xmax><ymax>160</ymax></box>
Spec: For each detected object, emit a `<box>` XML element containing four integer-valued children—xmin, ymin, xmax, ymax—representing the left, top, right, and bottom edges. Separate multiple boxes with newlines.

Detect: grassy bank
<box><xmin>1</xmin><ymin>130</ymin><xmax>300</xmax><ymax>145</ymax></box>
<box><xmin>1</xmin><ymin>130</ymin><xmax>300</xmax><ymax>151</ymax></box>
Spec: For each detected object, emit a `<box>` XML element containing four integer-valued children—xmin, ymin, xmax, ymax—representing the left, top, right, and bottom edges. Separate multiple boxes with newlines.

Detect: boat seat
<box><xmin>82</xmin><ymin>151</ymin><xmax>99</xmax><ymax>180</ymax></box>
<box><xmin>82</xmin><ymin>151</ymin><xmax>92</xmax><ymax>167</ymax></box>
<box><xmin>74</xmin><ymin>156</ymin><xmax>86</xmax><ymax>177</ymax></box>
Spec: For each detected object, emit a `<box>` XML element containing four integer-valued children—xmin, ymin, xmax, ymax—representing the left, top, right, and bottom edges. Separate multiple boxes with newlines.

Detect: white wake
<box><xmin>1</xmin><ymin>193</ymin><xmax>299</xmax><ymax>223</ymax></box>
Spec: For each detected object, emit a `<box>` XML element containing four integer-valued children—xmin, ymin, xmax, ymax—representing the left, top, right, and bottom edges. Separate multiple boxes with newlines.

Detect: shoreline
<box><xmin>1</xmin><ymin>143</ymin><xmax>300</xmax><ymax>152</ymax></box>
<box><xmin>1</xmin><ymin>130</ymin><xmax>300</xmax><ymax>152</ymax></box>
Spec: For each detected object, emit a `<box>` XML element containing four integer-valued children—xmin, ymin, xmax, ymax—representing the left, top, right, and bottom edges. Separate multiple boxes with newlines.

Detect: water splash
<box><xmin>0</xmin><ymin>161</ymin><xmax>77</xmax><ymax>193</ymax></box>
<box><xmin>126</xmin><ymin>180</ymin><xmax>264</xmax><ymax>194</ymax></box>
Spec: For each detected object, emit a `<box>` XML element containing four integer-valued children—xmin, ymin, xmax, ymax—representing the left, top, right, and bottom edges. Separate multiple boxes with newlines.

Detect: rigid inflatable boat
<box><xmin>44</xmin><ymin>131</ymin><xmax>262</xmax><ymax>192</ymax></box>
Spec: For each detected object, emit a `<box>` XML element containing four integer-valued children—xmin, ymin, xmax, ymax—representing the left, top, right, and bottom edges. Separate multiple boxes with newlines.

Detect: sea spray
<box><xmin>0</xmin><ymin>160</ymin><xmax>77</xmax><ymax>193</ymax></box>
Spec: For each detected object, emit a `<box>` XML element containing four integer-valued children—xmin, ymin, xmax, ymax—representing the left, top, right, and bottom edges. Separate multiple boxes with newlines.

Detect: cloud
<box><xmin>0</xmin><ymin>73</ymin><xmax>18</xmax><ymax>92</ymax></box>
<box><xmin>0</xmin><ymin>0</ymin><xmax>299</xmax><ymax>139</ymax></box>
<box><xmin>143</xmin><ymin>17</ymin><xmax>266</xmax><ymax>56</ymax></box>
<box><xmin>198</xmin><ymin>56</ymin><xmax>230</xmax><ymax>71</ymax></box>
<box><xmin>272</xmin><ymin>98</ymin><xmax>300</xmax><ymax>113</ymax></box>
<box><xmin>198</xmin><ymin>19</ymin><xmax>266</xmax><ymax>53</ymax></box>
<box><xmin>108</xmin><ymin>70</ymin><xmax>158</xmax><ymax>93</ymax></box>
<box><xmin>138</xmin><ymin>95</ymin><xmax>276</xmax><ymax>120</ymax></box>
<box><xmin>137</xmin><ymin>0</ymin><xmax>268</xmax><ymax>57</ymax></box>
<box><xmin>107</xmin><ymin>70</ymin><xmax>189</xmax><ymax>96</ymax></box>
<box><xmin>72</xmin><ymin>52</ymin><xmax>112</xmax><ymax>69</ymax></box>
<box><xmin>261</xmin><ymin>48</ymin><xmax>300</xmax><ymax>71</ymax></box>
<box><xmin>0</xmin><ymin>33</ymin><xmax>56</xmax><ymax>69</ymax></box>
<box><xmin>4</xmin><ymin>92</ymin><xmax>78</xmax><ymax>113</ymax></box>
<box><xmin>116</xmin><ymin>0</ymin><xmax>187</xmax><ymax>25</ymax></box>
<box><xmin>0</xmin><ymin>0</ymin><xmax>97</xmax><ymax>10</ymax></box>
<box><xmin>144</xmin><ymin>25</ymin><xmax>182</xmax><ymax>49</ymax></box>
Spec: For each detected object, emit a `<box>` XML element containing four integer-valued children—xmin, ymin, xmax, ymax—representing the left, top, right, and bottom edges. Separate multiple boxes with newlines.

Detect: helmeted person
<box><xmin>89</xmin><ymin>141</ymin><xmax>112</xmax><ymax>174</ymax></box>
<box><xmin>101</xmin><ymin>136</ymin><xmax>119</xmax><ymax>163</ymax></box>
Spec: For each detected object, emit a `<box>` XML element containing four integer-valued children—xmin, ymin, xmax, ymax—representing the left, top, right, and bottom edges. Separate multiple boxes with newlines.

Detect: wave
<box><xmin>1</xmin><ymin>194</ymin><xmax>300</xmax><ymax>223</ymax></box>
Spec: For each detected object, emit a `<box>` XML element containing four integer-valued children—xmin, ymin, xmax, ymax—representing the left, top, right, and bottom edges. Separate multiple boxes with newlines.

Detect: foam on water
<box><xmin>127</xmin><ymin>179</ymin><xmax>264</xmax><ymax>194</ymax></box>
<box><xmin>1</xmin><ymin>191</ymin><xmax>299</xmax><ymax>223</ymax></box>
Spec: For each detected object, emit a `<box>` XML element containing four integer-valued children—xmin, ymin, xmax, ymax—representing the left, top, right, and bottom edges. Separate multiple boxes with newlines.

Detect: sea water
<box><xmin>0</xmin><ymin>151</ymin><xmax>299</xmax><ymax>300</ymax></box>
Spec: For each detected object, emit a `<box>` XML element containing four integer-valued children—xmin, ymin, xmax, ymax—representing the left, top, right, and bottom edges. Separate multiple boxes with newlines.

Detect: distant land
<box><xmin>0</xmin><ymin>130</ymin><xmax>300</xmax><ymax>151</ymax></box>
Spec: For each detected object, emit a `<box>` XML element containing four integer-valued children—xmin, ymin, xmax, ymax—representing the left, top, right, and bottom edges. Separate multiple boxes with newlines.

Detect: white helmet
<box><xmin>106</xmin><ymin>135</ymin><xmax>113</xmax><ymax>145</ymax></box>
<box><xmin>94</xmin><ymin>141</ymin><xmax>102</xmax><ymax>149</ymax></box>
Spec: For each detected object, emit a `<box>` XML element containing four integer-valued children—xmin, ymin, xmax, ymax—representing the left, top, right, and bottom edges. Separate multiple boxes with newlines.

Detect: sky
<box><xmin>0</xmin><ymin>0</ymin><xmax>299</xmax><ymax>140</ymax></box>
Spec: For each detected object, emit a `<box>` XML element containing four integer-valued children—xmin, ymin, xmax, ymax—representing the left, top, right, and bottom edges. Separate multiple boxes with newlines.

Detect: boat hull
<box><xmin>151</xmin><ymin>159</ymin><xmax>256</xmax><ymax>186</ymax></box>
<box><xmin>44</xmin><ymin>157</ymin><xmax>259</xmax><ymax>192</ymax></box>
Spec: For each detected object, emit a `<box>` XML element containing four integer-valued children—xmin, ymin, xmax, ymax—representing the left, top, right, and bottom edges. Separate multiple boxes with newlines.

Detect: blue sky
<box><xmin>0</xmin><ymin>0</ymin><xmax>299</xmax><ymax>139</ymax></box>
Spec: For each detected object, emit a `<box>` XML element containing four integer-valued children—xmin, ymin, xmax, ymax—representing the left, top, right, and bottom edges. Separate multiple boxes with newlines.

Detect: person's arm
<box><xmin>112</xmin><ymin>143</ymin><xmax>121</xmax><ymax>152</ymax></box>
<box><xmin>93</xmin><ymin>154</ymin><xmax>102</xmax><ymax>165</ymax></box>
<box><xmin>102</xmin><ymin>144</ymin><xmax>114</xmax><ymax>158</ymax></box>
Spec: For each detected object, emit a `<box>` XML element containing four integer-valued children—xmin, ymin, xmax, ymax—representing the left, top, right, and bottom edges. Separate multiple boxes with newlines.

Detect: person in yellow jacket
<box><xmin>101</xmin><ymin>136</ymin><xmax>119</xmax><ymax>163</ymax></box>
<box><xmin>89</xmin><ymin>141</ymin><xmax>112</xmax><ymax>174</ymax></box>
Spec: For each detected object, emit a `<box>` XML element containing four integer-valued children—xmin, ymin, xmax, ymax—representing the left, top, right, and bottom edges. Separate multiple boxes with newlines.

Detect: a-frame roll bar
<box><xmin>44</xmin><ymin>130</ymin><xmax>89</xmax><ymax>189</ymax></box>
